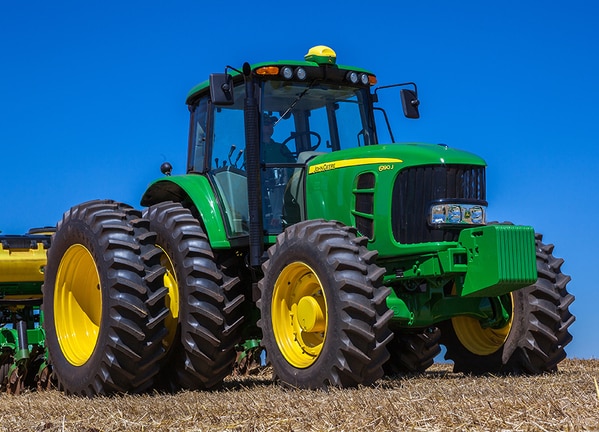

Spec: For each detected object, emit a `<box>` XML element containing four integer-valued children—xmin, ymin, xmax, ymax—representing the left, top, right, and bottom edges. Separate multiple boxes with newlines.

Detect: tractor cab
<box><xmin>183</xmin><ymin>46</ymin><xmax>418</xmax><ymax>241</ymax></box>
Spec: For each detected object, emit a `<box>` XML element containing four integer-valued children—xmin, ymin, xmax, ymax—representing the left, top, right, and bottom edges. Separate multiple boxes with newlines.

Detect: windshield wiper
<box><xmin>276</xmin><ymin>81</ymin><xmax>318</xmax><ymax>125</ymax></box>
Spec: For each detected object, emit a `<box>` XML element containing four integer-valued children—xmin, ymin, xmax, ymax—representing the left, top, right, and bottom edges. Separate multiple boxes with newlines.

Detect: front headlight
<box><xmin>429</xmin><ymin>202</ymin><xmax>486</xmax><ymax>226</ymax></box>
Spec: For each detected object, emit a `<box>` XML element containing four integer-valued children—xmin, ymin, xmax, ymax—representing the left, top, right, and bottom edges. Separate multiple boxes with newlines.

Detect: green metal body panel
<box><xmin>386</xmin><ymin>286</ymin><xmax>501</xmax><ymax>327</ymax></box>
<box><xmin>304</xmin><ymin>142</ymin><xmax>486</xmax><ymax>258</ymax></box>
<box><xmin>384</xmin><ymin>225</ymin><xmax>536</xmax><ymax>326</ymax></box>
<box><xmin>141</xmin><ymin>174</ymin><xmax>232</xmax><ymax>249</ymax></box>
<box><xmin>0</xmin><ymin>327</ymin><xmax>46</xmax><ymax>351</ymax></box>
<box><xmin>377</xmin><ymin>225</ymin><xmax>536</xmax><ymax>293</ymax></box>
<box><xmin>0</xmin><ymin>281</ymin><xmax>42</xmax><ymax>298</ymax></box>
<box><xmin>458</xmin><ymin>224</ymin><xmax>537</xmax><ymax>297</ymax></box>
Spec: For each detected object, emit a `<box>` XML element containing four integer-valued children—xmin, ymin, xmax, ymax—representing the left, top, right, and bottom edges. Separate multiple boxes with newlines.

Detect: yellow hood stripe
<box><xmin>308</xmin><ymin>157</ymin><xmax>403</xmax><ymax>174</ymax></box>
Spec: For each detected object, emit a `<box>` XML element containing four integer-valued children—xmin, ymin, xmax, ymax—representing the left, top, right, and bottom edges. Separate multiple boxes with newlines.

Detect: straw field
<box><xmin>1</xmin><ymin>359</ymin><xmax>598</xmax><ymax>431</ymax></box>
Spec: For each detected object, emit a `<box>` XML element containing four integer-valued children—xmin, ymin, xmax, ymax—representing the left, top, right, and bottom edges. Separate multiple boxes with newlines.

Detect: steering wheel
<box><xmin>281</xmin><ymin>131</ymin><xmax>322</xmax><ymax>154</ymax></box>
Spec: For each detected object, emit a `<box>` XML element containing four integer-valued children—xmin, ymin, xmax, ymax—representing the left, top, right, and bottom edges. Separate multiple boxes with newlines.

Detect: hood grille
<box><xmin>391</xmin><ymin>165</ymin><xmax>486</xmax><ymax>244</ymax></box>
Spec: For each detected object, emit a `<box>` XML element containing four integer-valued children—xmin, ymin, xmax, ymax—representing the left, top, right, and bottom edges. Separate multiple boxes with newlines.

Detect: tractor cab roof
<box><xmin>185</xmin><ymin>45</ymin><xmax>375</xmax><ymax>105</ymax></box>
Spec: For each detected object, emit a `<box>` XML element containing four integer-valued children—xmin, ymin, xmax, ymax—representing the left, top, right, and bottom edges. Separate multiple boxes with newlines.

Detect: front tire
<box><xmin>258</xmin><ymin>220</ymin><xmax>393</xmax><ymax>388</ymax></box>
<box><xmin>439</xmin><ymin>233</ymin><xmax>575</xmax><ymax>374</ymax></box>
<box><xmin>144</xmin><ymin>202</ymin><xmax>245</xmax><ymax>390</ymax></box>
<box><xmin>42</xmin><ymin>200</ymin><xmax>169</xmax><ymax>396</ymax></box>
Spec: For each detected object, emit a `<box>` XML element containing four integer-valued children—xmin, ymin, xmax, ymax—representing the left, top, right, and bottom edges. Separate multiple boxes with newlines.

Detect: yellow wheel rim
<box><xmin>452</xmin><ymin>294</ymin><xmax>514</xmax><ymax>356</ymax></box>
<box><xmin>159</xmin><ymin>247</ymin><xmax>179</xmax><ymax>351</ymax></box>
<box><xmin>54</xmin><ymin>244</ymin><xmax>102</xmax><ymax>366</ymax></box>
<box><xmin>271</xmin><ymin>262</ymin><xmax>328</xmax><ymax>368</ymax></box>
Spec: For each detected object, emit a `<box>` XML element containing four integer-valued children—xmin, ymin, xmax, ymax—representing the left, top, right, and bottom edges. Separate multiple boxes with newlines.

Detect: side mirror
<box><xmin>210</xmin><ymin>73</ymin><xmax>234</xmax><ymax>106</ymax></box>
<box><xmin>400</xmin><ymin>89</ymin><xmax>420</xmax><ymax>119</ymax></box>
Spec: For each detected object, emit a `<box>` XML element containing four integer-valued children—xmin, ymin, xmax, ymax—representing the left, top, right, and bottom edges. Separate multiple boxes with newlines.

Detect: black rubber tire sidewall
<box><xmin>43</xmin><ymin>200</ymin><xmax>168</xmax><ymax>395</ymax></box>
<box><xmin>260</xmin><ymin>235</ymin><xmax>347</xmax><ymax>387</ymax></box>
<box><xmin>258</xmin><ymin>220</ymin><xmax>392</xmax><ymax>388</ymax></box>
<box><xmin>439</xmin><ymin>232</ymin><xmax>575</xmax><ymax>374</ymax></box>
<box><xmin>145</xmin><ymin>201</ymin><xmax>244</xmax><ymax>390</ymax></box>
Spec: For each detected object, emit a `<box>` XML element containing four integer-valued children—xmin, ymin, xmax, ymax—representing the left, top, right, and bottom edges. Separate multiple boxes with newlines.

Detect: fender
<box><xmin>140</xmin><ymin>175</ymin><xmax>231</xmax><ymax>248</ymax></box>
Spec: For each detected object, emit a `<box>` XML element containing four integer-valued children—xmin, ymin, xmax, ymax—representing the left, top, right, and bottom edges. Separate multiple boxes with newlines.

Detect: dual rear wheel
<box><xmin>43</xmin><ymin>200</ymin><xmax>244</xmax><ymax>395</ymax></box>
<box><xmin>144</xmin><ymin>202</ymin><xmax>245</xmax><ymax>390</ymax></box>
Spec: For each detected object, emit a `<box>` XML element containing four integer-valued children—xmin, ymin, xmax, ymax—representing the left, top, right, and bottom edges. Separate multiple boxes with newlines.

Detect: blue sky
<box><xmin>1</xmin><ymin>1</ymin><xmax>597</xmax><ymax>359</ymax></box>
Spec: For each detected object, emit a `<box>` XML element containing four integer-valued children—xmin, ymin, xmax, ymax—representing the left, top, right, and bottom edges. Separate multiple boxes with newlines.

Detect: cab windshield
<box><xmin>260</xmin><ymin>81</ymin><xmax>376</xmax><ymax>157</ymax></box>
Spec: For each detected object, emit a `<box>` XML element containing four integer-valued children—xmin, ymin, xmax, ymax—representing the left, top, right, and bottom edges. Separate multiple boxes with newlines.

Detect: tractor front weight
<box><xmin>385</xmin><ymin>224</ymin><xmax>536</xmax><ymax>328</ymax></box>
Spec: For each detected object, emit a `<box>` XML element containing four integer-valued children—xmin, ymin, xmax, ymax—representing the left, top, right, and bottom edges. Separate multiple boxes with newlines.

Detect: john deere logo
<box><xmin>312</xmin><ymin>163</ymin><xmax>336</xmax><ymax>173</ymax></box>
<box><xmin>308</xmin><ymin>158</ymin><xmax>403</xmax><ymax>175</ymax></box>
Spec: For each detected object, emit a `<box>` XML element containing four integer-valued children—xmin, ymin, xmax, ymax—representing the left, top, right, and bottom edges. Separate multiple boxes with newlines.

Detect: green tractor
<box><xmin>0</xmin><ymin>228</ymin><xmax>54</xmax><ymax>393</ymax></box>
<box><xmin>42</xmin><ymin>45</ymin><xmax>575</xmax><ymax>395</ymax></box>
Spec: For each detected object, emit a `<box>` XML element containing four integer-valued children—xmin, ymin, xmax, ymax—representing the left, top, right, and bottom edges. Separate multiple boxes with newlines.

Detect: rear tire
<box><xmin>439</xmin><ymin>233</ymin><xmax>575</xmax><ymax>374</ymax></box>
<box><xmin>258</xmin><ymin>220</ymin><xmax>393</xmax><ymax>388</ymax></box>
<box><xmin>43</xmin><ymin>200</ymin><xmax>169</xmax><ymax>396</ymax></box>
<box><xmin>145</xmin><ymin>202</ymin><xmax>245</xmax><ymax>390</ymax></box>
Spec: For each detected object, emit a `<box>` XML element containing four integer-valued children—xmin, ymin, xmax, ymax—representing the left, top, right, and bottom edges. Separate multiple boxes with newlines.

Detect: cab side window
<box><xmin>209</xmin><ymin>99</ymin><xmax>249</xmax><ymax>237</ymax></box>
<box><xmin>188</xmin><ymin>97</ymin><xmax>208</xmax><ymax>173</ymax></box>
<box><xmin>212</xmin><ymin>107</ymin><xmax>246</xmax><ymax>170</ymax></box>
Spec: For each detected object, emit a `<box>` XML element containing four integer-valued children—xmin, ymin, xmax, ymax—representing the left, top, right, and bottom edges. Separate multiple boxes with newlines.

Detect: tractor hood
<box><xmin>302</xmin><ymin>141</ymin><xmax>488</xmax><ymax>258</ymax></box>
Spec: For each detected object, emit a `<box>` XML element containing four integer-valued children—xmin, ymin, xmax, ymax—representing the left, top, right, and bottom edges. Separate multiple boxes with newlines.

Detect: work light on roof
<box><xmin>346</xmin><ymin>71</ymin><xmax>359</xmax><ymax>84</ymax></box>
<box><xmin>295</xmin><ymin>67</ymin><xmax>307</xmax><ymax>80</ymax></box>
<box><xmin>280</xmin><ymin>66</ymin><xmax>293</xmax><ymax>79</ymax></box>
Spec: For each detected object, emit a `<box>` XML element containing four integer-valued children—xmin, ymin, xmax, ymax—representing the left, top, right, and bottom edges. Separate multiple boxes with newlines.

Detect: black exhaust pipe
<box><xmin>243</xmin><ymin>62</ymin><xmax>264</xmax><ymax>268</ymax></box>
